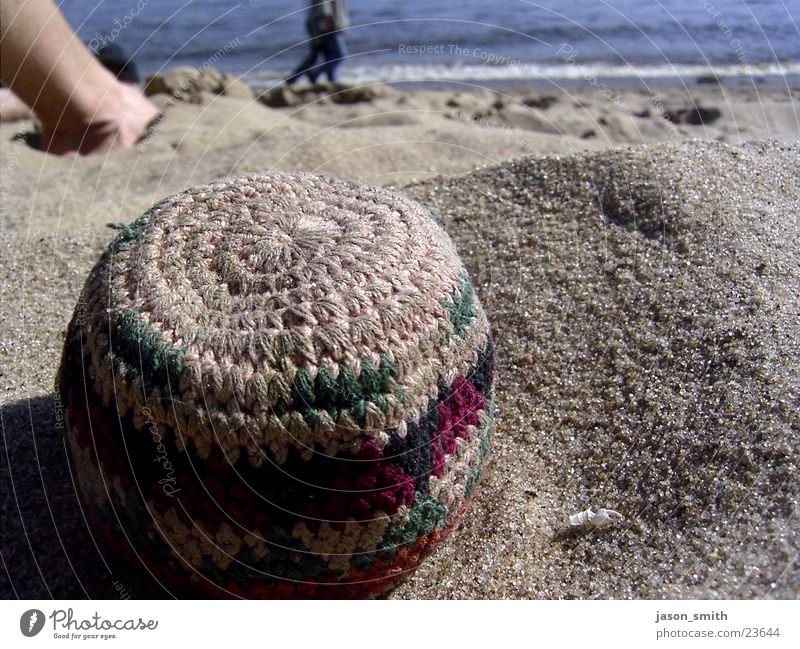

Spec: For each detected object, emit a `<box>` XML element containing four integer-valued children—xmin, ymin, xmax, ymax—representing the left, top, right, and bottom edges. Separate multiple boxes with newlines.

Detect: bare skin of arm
<box><xmin>0</xmin><ymin>0</ymin><xmax>158</xmax><ymax>155</ymax></box>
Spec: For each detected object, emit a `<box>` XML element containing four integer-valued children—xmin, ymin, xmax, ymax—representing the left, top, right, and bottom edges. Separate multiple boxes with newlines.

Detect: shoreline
<box><xmin>238</xmin><ymin>62</ymin><xmax>800</xmax><ymax>92</ymax></box>
<box><xmin>380</xmin><ymin>73</ymin><xmax>800</xmax><ymax>92</ymax></box>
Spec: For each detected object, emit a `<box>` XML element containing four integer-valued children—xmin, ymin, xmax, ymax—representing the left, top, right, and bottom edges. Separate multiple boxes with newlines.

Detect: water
<box><xmin>62</xmin><ymin>0</ymin><xmax>800</xmax><ymax>86</ymax></box>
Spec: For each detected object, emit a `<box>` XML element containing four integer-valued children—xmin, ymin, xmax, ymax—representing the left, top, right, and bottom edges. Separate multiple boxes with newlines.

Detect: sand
<box><xmin>1</xmin><ymin>79</ymin><xmax>798</xmax><ymax>599</ymax></box>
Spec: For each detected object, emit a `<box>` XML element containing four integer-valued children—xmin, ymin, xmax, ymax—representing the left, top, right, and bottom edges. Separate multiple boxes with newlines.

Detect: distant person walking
<box><xmin>287</xmin><ymin>0</ymin><xmax>349</xmax><ymax>85</ymax></box>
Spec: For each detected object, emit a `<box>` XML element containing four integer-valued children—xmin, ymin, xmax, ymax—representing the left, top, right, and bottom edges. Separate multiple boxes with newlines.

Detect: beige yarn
<box><xmin>70</xmin><ymin>172</ymin><xmax>490</xmax><ymax>465</ymax></box>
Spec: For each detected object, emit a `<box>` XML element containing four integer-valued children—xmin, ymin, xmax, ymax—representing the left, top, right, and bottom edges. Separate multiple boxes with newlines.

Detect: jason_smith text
<box><xmin>655</xmin><ymin>610</ymin><xmax>728</xmax><ymax>623</ymax></box>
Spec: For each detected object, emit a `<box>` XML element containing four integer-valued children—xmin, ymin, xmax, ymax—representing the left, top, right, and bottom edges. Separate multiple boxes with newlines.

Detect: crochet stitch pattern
<box><xmin>58</xmin><ymin>172</ymin><xmax>495</xmax><ymax>598</ymax></box>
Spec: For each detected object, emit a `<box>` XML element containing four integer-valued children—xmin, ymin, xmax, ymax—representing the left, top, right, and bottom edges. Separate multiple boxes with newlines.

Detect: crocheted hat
<box><xmin>59</xmin><ymin>172</ymin><xmax>494</xmax><ymax>598</ymax></box>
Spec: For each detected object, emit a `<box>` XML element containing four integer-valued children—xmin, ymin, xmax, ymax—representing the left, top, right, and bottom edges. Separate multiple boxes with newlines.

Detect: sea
<box><xmin>61</xmin><ymin>0</ymin><xmax>800</xmax><ymax>88</ymax></box>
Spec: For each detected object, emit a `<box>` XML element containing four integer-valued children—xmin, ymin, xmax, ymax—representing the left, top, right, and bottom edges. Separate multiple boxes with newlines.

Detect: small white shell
<box><xmin>569</xmin><ymin>507</ymin><xmax>624</xmax><ymax>529</ymax></box>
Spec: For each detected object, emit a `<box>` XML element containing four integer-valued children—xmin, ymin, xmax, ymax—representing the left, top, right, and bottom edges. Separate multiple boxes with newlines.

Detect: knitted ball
<box><xmin>58</xmin><ymin>172</ymin><xmax>494</xmax><ymax>598</ymax></box>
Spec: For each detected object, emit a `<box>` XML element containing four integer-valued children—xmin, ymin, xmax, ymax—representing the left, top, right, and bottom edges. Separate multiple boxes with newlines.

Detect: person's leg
<box><xmin>0</xmin><ymin>0</ymin><xmax>158</xmax><ymax>154</ymax></box>
<box><xmin>319</xmin><ymin>34</ymin><xmax>346</xmax><ymax>83</ymax></box>
<box><xmin>286</xmin><ymin>40</ymin><xmax>322</xmax><ymax>85</ymax></box>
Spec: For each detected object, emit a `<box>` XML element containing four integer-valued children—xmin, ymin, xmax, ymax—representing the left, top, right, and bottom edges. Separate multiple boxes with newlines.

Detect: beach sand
<box><xmin>1</xmin><ymin>78</ymin><xmax>798</xmax><ymax>598</ymax></box>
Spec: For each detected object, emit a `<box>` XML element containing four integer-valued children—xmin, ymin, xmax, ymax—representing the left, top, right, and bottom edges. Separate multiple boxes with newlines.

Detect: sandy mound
<box><xmin>396</xmin><ymin>139</ymin><xmax>799</xmax><ymax>598</ymax></box>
